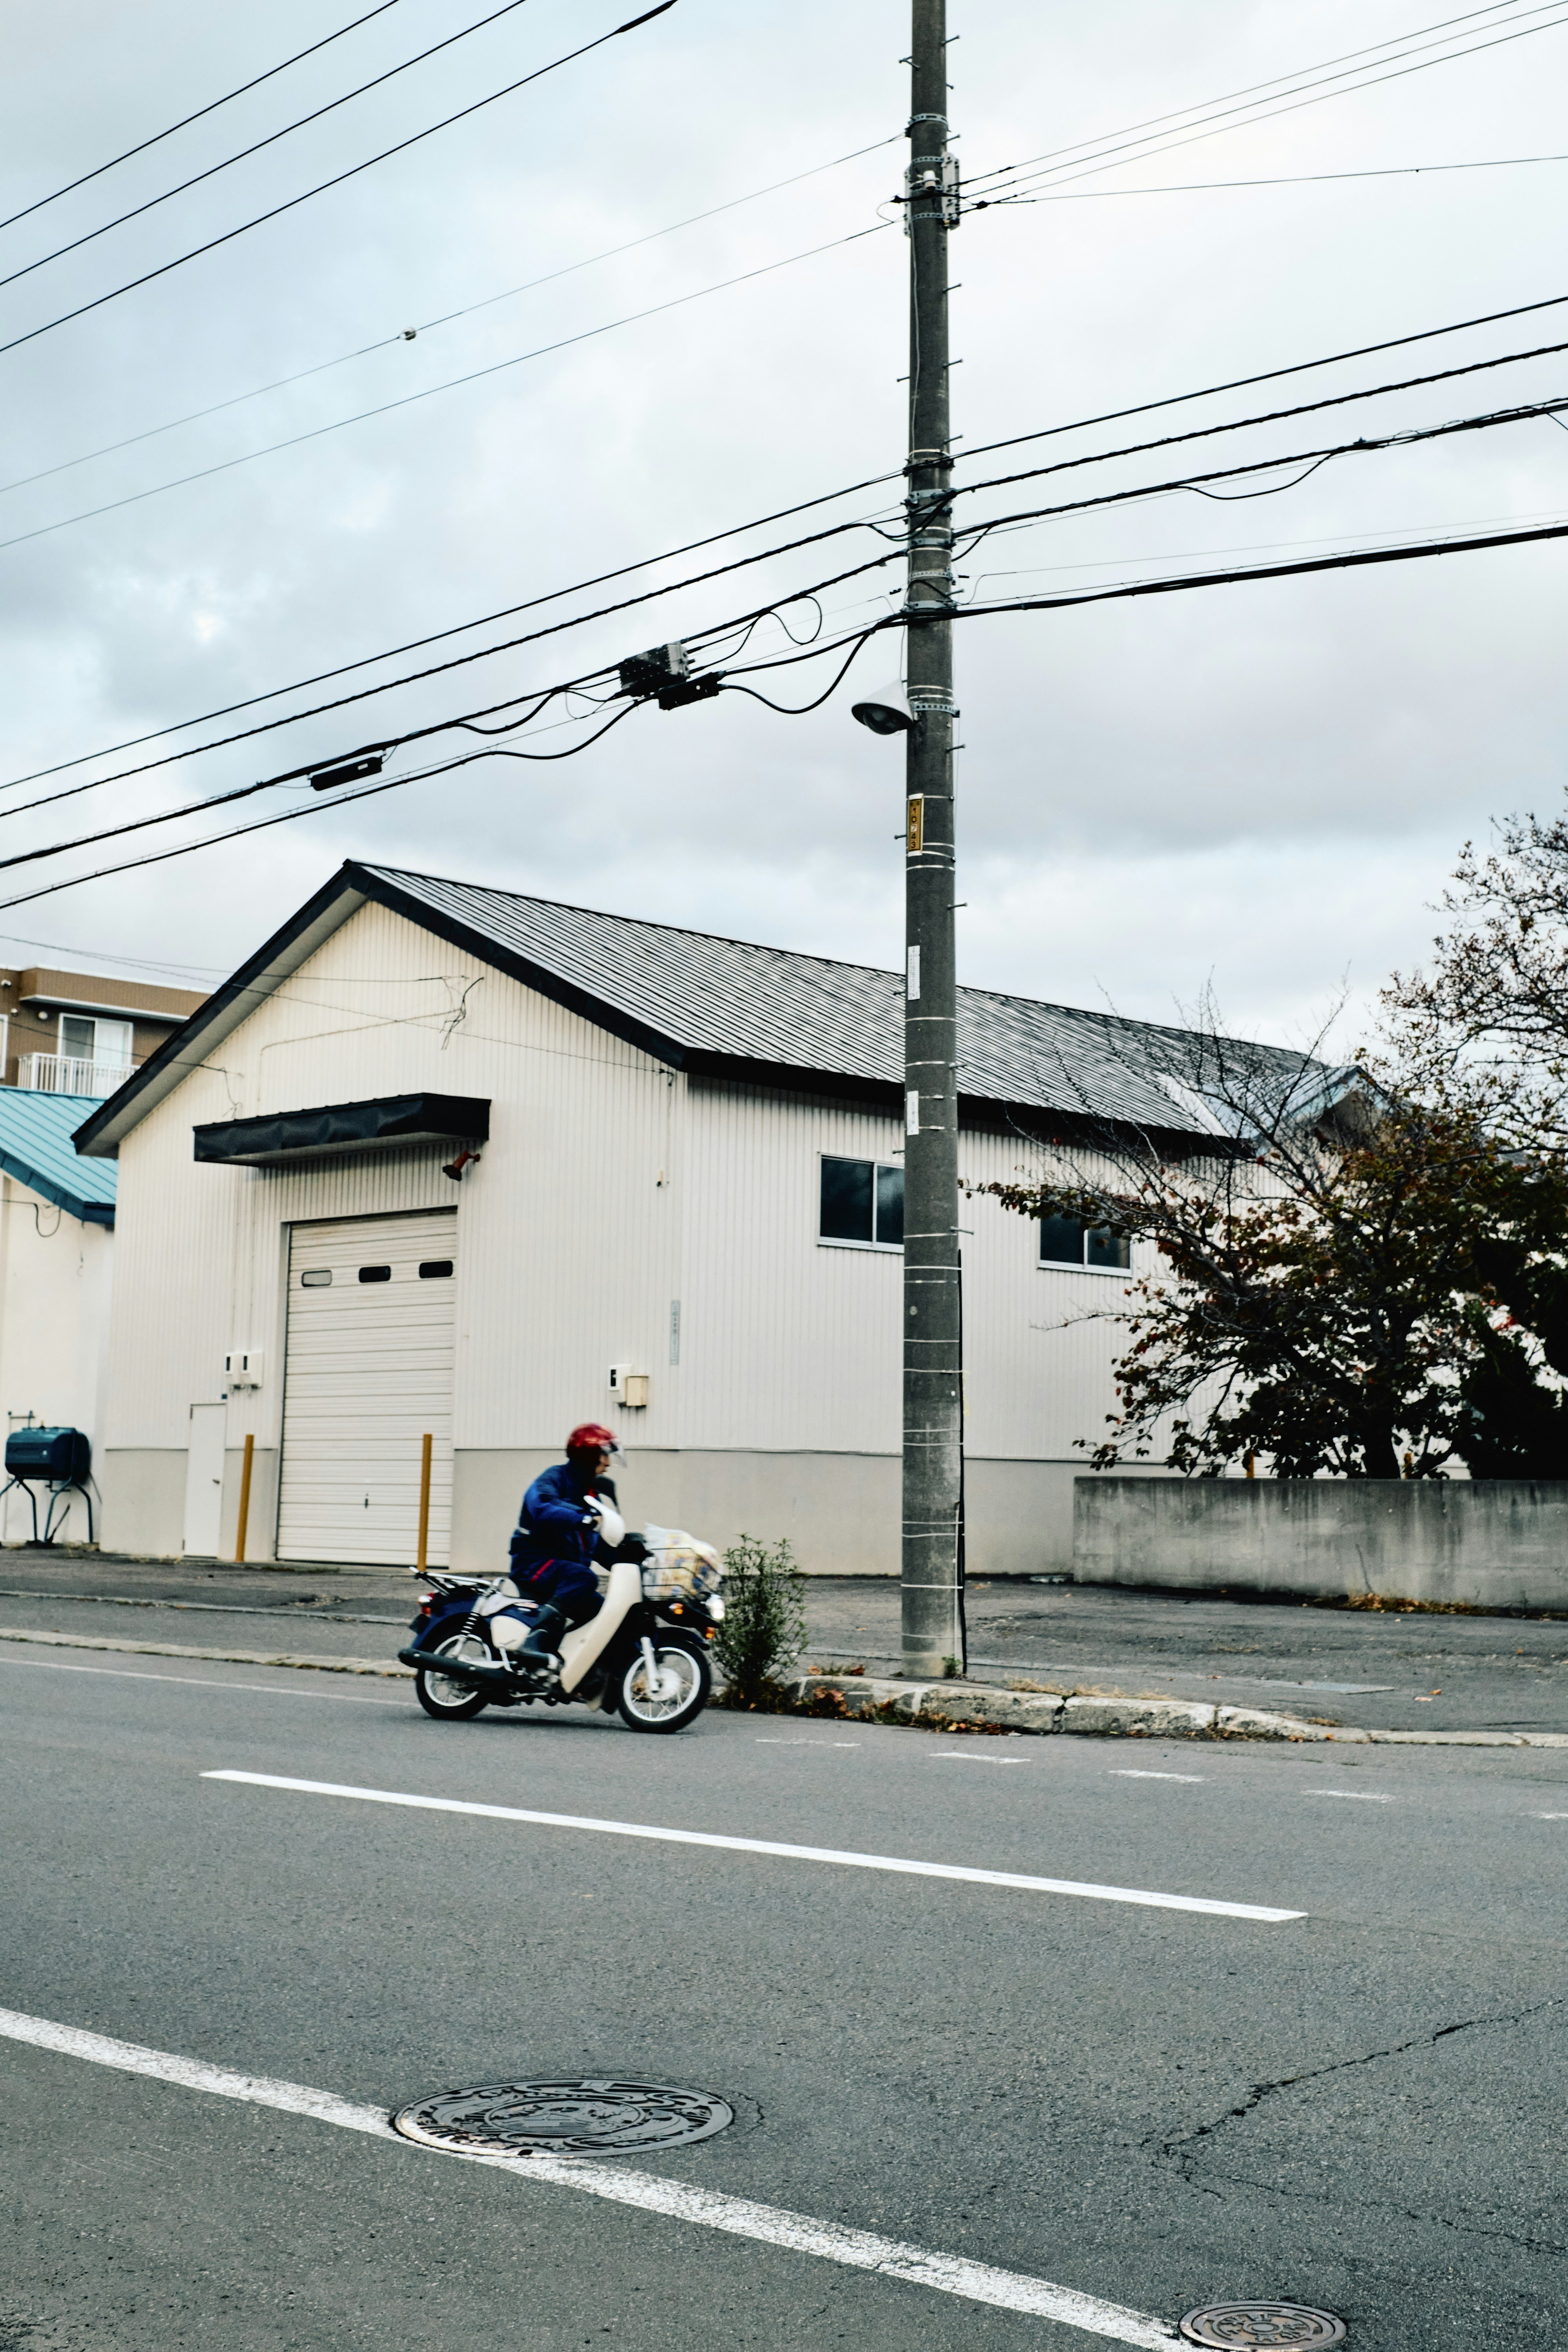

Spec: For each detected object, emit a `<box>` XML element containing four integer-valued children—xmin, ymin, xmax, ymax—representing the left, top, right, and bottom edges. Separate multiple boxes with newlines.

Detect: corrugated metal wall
<box><xmin>102</xmin><ymin>892</ymin><xmax>1175</xmax><ymax>1557</ymax></box>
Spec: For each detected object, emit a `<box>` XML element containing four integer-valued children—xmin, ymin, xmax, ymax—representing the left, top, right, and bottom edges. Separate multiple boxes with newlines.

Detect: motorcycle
<box><xmin>397</xmin><ymin>1521</ymin><xmax>725</xmax><ymax>1735</ymax></box>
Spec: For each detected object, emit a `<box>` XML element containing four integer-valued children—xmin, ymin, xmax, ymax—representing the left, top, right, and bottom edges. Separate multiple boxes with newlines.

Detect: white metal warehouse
<box><xmin>74</xmin><ymin>860</ymin><xmax>1249</xmax><ymax>1576</ymax></box>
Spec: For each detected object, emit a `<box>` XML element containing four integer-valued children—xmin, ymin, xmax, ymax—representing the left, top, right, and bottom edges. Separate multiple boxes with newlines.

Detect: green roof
<box><xmin>0</xmin><ymin>1091</ymin><xmax>116</xmax><ymax>1224</ymax></box>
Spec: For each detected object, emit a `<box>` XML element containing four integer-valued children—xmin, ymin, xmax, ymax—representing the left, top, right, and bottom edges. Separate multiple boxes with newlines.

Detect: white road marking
<box><xmin>0</xmin><ymin>2005</ymin><xmax>1176</xmax><ymax>2348</ymax></box>
<box><xmin>754</xmin><ymin>1739</ymin><xmax>860</xmax><ymax>1748</ymax></box>
<box><xmin>203</xmin><ymin>1771</ymin><xmax>1305</xmax><ymax>1921</ymax></box>
<box><xmin>0</xmin><ymin>1654</ymin><xmax>404</xmax><ymax>1704</ymax></box>
<box><xmin>929</xmin><ymin>1750</ymin><xmax>1029</xmax><ymax>1765</ymax></box>
<box><xmin>1110</xmin><ymin>1771</ymin><xmax>1205</xmax><ymax>1783</ymax></box>
<box><xmin>1535</xmin><ymin>1811</ymin><xmax>1568</xmax><ymax>1819</ymax></box>
<box><xmin>1302</xmin><ymin>1788</ymin><xmax>1393</xmax><ymax>1802</ymax></box>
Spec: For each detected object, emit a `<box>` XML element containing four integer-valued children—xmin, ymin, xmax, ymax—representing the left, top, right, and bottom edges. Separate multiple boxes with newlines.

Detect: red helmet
<box><xmin>566</xmin><ymin>1422</ymin><xmax>617</xmax><ymax>1458</ymax></box>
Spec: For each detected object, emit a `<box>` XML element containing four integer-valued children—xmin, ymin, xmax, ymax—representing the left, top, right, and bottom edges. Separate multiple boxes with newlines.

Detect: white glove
<box><xmin>594</xmin><ymin>1501</ymin><xmax>626</xmax><ymax>1550</ymax></box>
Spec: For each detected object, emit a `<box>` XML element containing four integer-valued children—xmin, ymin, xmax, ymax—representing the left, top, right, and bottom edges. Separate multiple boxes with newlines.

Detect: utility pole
<box><xmin>900</xmin><ymin>0</ymin><xmax>964</xmax><ymax>1679</ymax></box>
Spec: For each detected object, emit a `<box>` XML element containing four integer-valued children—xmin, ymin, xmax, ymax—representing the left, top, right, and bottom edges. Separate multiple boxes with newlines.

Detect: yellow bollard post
<box><xmin>234</xmin><ymin>1432</ymin><xmax>255</xmax><ymax>1564</ymax></box>
<box><xmin>416</xmin><ymin>1432</ymin><xmax>433</xmax><ymax>1571</ymax></box>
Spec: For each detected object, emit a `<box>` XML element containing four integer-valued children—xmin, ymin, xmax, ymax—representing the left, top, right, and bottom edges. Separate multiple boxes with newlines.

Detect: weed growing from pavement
<box><xmin>710</xmin><ymin>1535</ymin><xmax>807</xmax><ymax>1707</ymax></box>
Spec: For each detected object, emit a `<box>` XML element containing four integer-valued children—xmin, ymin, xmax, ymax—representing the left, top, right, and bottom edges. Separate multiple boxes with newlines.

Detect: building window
<box><xmin>358</xmin><ymin>1265</ymin><xmax>392</xmax><ymax>1283</ymax></box>
<box><xmin>300</xmin><ymin>1269</ymin><xmax>332</xmax><ymax>1287</ymax></box>
<box><xmin>1040</xmin><ymin>1214</ymin><xmax>1130</xmax><ymax>1271</ymax></box>
<box><xmin>820</xmin><ymin>1155</ymin><xmax>903</xmax><ymax>1250</ymax></box>
<box><xmin>418</xmin><ymin>1260</ymin><xmax>453</xmax><ymax>1279</ymax></box>
<box><xmin>59</xmin><ymin>1014</ymin><xmax>132</xmax><ymax>1069</ymax></box>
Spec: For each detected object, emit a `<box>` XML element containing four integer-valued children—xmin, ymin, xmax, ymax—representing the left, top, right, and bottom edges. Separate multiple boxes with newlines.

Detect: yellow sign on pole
<box><xmin>906</xmin><ymin>795</ymin><xmax>924</xmax><ymax>854</ymax></box>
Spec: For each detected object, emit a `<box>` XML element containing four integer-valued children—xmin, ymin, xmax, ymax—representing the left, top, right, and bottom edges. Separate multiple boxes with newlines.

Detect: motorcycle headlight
<box><xmin>706</xmin><ymin>1594</ymin><xmax>725</xmax><ymax>1622</ymax></box>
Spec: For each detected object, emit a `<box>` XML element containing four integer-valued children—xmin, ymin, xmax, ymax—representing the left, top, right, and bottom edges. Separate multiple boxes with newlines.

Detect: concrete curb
<box><xmin>786</xmin><ymin>1673</ymin><xmax>1568</xmax><ymax>1748</ymax></box>
<box><xmin>0</xmin><ymin>1626</ymin><xmax>413</xmax><ymax>1678</ymax></box>
<box><xmin>5</xmin><ymin>1630</ymin><xmax>1566</xmax><ymax>1746</ymax></box>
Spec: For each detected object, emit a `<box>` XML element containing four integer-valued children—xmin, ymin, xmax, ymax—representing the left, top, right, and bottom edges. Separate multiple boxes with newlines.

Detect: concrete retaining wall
<box><xmin>1072</xmin><ymin>1477</ymin><xmax>1568</xmax><ymax>1610</ymax></box>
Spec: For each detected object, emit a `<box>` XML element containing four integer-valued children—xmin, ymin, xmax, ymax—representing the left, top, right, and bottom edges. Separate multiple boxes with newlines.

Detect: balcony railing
<box><xmin>18</xmin><ymin>1053</ymin><xmax>134</xmax><ymax>1098</ymax></box>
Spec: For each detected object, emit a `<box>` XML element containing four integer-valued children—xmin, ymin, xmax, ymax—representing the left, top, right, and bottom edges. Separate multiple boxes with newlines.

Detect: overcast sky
<box><xmin>3</xmin><ymin>0</ymin><xmax>1567</xmax><ymax>1048</ymax></box>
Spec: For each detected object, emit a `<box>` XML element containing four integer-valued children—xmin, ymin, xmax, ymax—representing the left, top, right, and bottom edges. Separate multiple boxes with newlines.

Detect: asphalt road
<box><xmin>0</xmin><ymin>1632</ymin><xmax>1563</xmax><ymax>2349</ymax></box>
<box><xmin>4</xmin><ymin>1552</ymin><xmax>1565</xmax><ymax>1731</ymax></box>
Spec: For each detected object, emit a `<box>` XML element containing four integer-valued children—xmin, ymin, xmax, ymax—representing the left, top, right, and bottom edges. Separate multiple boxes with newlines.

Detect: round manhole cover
<box><xmin>1180</xmin><ymin>2306</ymin><xmax>1346</xmax><ymax>2349</ymax></box>
<box><xmin>392</xmin><ymin>2078</ymin><xmax>734</xmax><ymax>2157</ymax></box>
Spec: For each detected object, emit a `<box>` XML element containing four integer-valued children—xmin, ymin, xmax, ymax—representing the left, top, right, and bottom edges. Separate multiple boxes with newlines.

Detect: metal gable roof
<box><xmin>71</xmin><ymin>858</ymin><xmax>1314</xmax><ymax>1159</ymax></box>
<box><xmin>359</xmin><ymin>864</ymin><xmax>1303</xmax><ymax>1133</ymax></box>
<box><xmin>0</xmin><ymin>1090</ymin><xmax>117</xmax><ymax>1223</ymax></box>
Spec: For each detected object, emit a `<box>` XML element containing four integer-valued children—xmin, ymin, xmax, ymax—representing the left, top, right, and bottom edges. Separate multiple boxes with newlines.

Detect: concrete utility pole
<box><xmin>900</xmin><ymin>0</ymin><xmax>964</xmax><ymax>1679</ymax></box>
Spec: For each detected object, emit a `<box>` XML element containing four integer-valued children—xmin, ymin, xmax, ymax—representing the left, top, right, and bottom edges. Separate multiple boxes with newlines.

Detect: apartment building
<box><xmin>1</xmin><ymin>964</ymin><xmax>208</xmax><ymax>1097</ymax></box>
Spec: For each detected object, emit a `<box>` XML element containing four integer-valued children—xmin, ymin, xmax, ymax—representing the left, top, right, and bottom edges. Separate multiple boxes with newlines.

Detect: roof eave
<box><xmin>0</xmin><ymin>1148</ymin><xmax>114</xmax><ymax>1224</ymax></box>
<box><xmin>71</xmin><ymin>867</ymin><xmax>372</xmax><ymax>1158</ymax></box>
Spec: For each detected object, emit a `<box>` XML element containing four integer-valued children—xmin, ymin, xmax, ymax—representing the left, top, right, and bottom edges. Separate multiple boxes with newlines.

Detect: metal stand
<box><xmin>0</xmin><ymin>1474</ymin><xmax>95</xmax><ymax>1546</ymax></box>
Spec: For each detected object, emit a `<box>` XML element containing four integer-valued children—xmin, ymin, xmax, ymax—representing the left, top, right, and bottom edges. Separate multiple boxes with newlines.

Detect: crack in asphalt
<box><xmin>1154</xmin><ymin>1998</ymin><xmax>1565</xmax><ymax>2253</ymax></box>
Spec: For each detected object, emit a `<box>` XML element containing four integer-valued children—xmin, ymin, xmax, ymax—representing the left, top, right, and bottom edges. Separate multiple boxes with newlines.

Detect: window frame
<box><xmin>1038</xmin><ymin>1214</ymin><xmax>1132</xmax><ymax>1276</ymax></box>
<box><xmin>817</xmin><ymin>1151</ymin><xmax>905</xmax><ymax>1254</ymax></box>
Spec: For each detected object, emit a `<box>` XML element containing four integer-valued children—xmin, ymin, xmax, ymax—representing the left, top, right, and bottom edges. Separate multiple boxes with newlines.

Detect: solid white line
<box><xmin>1109</xmin><ymin>1771</ymin><xmax>1205</xmax><ymax>1783</ymax></box>
<box><xmin>0</xmin><ymin>1654</ymin><xmax>404</xmax><ymax>1705</ymax></box>
<box><xmin>1535</xmin><ymin>1811</ymin><xmax>1568</xmax><ymax>1819</ymax></box>
<box><xmin>1302</xmin><ymin>1788</ymin><xmax>1394</xmax><ymax>1802</ymax></box>
<box><xmin>202</xmin><ymin>1771</ymin><xmax>1305</xmax><ymax>1921</ymax></box>
<box><xmin>0</xmin><ymin>2005</ymin><xmax>1176</xmax><ymax>2348</ymax></box>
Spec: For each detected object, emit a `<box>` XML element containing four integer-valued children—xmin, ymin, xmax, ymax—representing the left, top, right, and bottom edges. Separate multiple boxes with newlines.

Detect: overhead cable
<box><xmin>962</xmin><ymin>2</ymin><xmax>1568</xmax><ymax>209</ymax></box>
<box><xmin>13</xmin><ymin>283</ymin><xmax>1568</xmax><ymax>806</ymax></box>
<box><xmin>0</xmin><ymin>0</ymin><xmax>542</xmax><ymax>296</ymax></box>
<box><xmin>969</xmin><ymin>150</ymin><xmax>1568</xmax><ymax>206</ymax></box>
<box><xmin>13</xmin><ymin>384</ymin><xmax>1568</xmax><ymax>875</ymax></box>
<box><xmin>11</xmin><ymin>511</ymin><xmax>1568</xmax><ymax>916</ymax></box>
<box><xmin>0</xmin><ymin>221</ymin><xmax>892</xmax><ymax>561</ymax></box>
<box><xmin>0</xmin><ymin>0</ymin><xmax>407</xmax><ymax>236</ymax></box>
<box><xmin>0</xmin><ymin>2</ymin><xmax>679</xmax><ymax>365</ymax></box>
<box><xmin>0</xmin><ymin>134</ymin><xmax>897</xmax><ymax>506</ymax></box>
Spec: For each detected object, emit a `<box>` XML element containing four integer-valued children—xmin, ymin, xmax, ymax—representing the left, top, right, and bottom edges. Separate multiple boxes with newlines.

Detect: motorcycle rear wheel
<box><xmin>616</xmin><ymin>1639</ymin><xmax>711</xmax><ymax>1733</ymax></box>
<box><xmin>414</xmin><ymin>1630</ymin><xmax>492</xmax><ymax>1720</ymax></box>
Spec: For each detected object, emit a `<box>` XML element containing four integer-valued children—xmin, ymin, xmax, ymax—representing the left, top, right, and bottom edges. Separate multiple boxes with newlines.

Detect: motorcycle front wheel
<box><xmin>616</xmin><ymin>1639</ymin><xmax>711</xmax><ymax>1734</ymax></box>
<box><xmin>414</xmin><ymin>1630</ymin><xmax>492</xmax><ymax>1721</ymax></box>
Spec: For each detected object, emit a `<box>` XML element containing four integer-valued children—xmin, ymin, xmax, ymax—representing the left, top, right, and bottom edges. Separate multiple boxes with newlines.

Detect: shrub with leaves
<box><xmin>712</xmin><ymin>1534</ymin><xmax>807</xmax><ymax>1705</ymax></box>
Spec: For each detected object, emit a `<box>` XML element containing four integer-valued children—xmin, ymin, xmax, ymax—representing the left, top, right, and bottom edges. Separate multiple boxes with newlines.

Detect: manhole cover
<box><xmin>1180</xmin><ymin>2306</ymin><xmax>1346</xmax><ymax>2349</ymax></box>
<box><xmin>392</xmin><ymin>2078</ymin><xmax>734</xmax><ymax>2157</ymax></box>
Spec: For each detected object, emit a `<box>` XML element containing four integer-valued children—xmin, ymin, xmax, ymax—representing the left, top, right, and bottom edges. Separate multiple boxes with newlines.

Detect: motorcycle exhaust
<box><xmin>397</xmin><ymin>1644</ymin><xmax>535</xmax><ymax>1692</ymax></box>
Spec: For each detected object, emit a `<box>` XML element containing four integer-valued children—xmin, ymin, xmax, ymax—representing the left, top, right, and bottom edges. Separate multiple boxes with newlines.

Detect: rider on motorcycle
<box><xmin>512</xmin><ymin>1423</ymin><xmax>627</xmax><ymax>1671</ymax></box>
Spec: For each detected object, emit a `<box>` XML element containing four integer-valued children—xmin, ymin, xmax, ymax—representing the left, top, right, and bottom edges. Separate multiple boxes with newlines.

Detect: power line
<box><xmin>12</xmin><ymin>281</ymin><xmax>1568</xmax><ymax>813</ymax></box>
<box><xmin>967</xmin><ymin>150</ymin><xmax>1568</xmax><ymax>207</ymax></box>
<box><xmin>0</xmin><ymin>470</ymin><xmax>904</xmax><ymax>805</ymax></box>
<box><xmin>957</xmin><ymin>290</ymin><xmax>1568</xmax><ymax>469</ymax></box>
<box><xmin>0</xmin><ymin>0</ymin><xmax>542</xmax><ymax>298</ymax></box>
<box><xmin>13</xmin><ymin>382</ymin><xmax>1568</xmax><ymax>876</ymax></box>
<box><xmin>0</xmin><ymin>0</ymin><xmax>408</xmax><ymax>236</ymax></box>
<box><xmin>0</xmin><ymin>221</ymin><xmax>892</xmax><ymax>561</ymax></box>
<box><xmin>963</xmin><ymin>1</ymin><xmax>1568</xmax><ymax>207</ymax></box>
<box><xmin>962</xmin><ymin>0</ymin><xmax>1540</xmax><ymax>191</ymax></box>
<box><xmin>0</xmin><ymin>136</ymin><xmax>897</xmax><ymax>505</ymax></box>
<box><xmin>11</xmin><ymin>509</ymin><xmax>1568</xmax><ymax>918</ymax></box>
<box><xmin>0</xmin><ymin>2</ymin><xmax>679</xmax><ymax>366</ymax></box>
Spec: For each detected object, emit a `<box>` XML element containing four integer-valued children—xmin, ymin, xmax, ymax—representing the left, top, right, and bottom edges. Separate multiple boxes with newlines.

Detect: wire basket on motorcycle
<box><xmin>639</xmin><ymin>1524</ymin><xmax>723</xmax><ymax>1602</ymax></box>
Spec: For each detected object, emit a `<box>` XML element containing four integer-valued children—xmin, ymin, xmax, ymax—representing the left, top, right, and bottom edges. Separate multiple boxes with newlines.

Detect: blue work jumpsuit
<box><xmin>510</xmin><ymin>1462</ymin><xmax>615</xmax><ymax>1629</ymax></box>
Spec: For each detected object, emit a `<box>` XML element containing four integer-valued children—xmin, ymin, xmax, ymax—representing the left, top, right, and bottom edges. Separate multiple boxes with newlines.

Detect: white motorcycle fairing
<box><xmin>557</xmin><ymin>1558</ymin><xmax>644</xmax><ymax>1694</ymax></box>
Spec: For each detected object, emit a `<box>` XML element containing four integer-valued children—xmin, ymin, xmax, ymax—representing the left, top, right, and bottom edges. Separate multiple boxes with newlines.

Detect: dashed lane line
<box><xmin>1110</xmin><ymin>1771</ymin><xmax>1206</xmax><ymax>1783</ymax></box>
<box><xmin>0</xmin><ymin>2005</ymin><xmax>1176</xmax><ymax>2348</ymax></box>
<box><xmin>1302</xmin><ymin>1787</ymin><xmax>1394</xmax><ymax>1802</ymax></box>
<box><xmin>202</xmin><ymin>1771</ymin><xmax>1306</xmax><ymax>1922</ymax></box>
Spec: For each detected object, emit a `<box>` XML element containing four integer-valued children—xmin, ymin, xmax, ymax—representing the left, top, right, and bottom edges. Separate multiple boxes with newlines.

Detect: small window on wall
<box><xmin>300</xmin><ymin>1269</ymin><xmax>332</xmax><ymax>1287</ymax></box>
<box><xmin>358</xmin><ymin>1264</ymin><xmax>392</xmax><ymax>1283</ymax></box>
<box><xmin>419</xmin><ymin>1260</ymin><xmax>454</xmax><ymax>1279</ymax></box>
<box><xmin>1040</xmin><ymin>1214</ymin><xmax>1131</xmax><ymax>1271</ymax></box>
<box><xmin>820</xmin><ymin>1155</ymin><xmax>904</xmax><ymax>1250</ymax></box>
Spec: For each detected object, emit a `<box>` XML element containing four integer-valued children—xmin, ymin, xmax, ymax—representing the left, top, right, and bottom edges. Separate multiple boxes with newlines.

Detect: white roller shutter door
<box><xmin>278</xmin><ymin>1209</ymin><xmax>458</xmax><ymax>1566</ymax></box>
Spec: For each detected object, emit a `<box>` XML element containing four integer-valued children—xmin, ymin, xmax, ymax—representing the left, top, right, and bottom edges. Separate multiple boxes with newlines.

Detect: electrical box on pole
<box><xmin>900</xmin><ymin>0</ymin><xmax>965</xmax><ymax>1678</ymax></box>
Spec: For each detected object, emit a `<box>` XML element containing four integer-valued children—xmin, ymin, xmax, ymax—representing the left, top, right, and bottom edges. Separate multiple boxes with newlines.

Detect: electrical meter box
<box><xmin>224</xmin><ymin>1350</ymin><xmax>264</xmax><ymax>1389</ymax></box>
<box><xmin>608</xmin><ymin>1365</ymin><xmax>649</xmax><ymax>1409</ymax></box>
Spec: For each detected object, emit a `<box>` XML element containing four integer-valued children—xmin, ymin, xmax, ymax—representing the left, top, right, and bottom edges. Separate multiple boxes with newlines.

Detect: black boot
<box><xmin>520</xmin><ymin>1604</ymin><xmax>566</xmax><ymax>1675</ymax></box>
